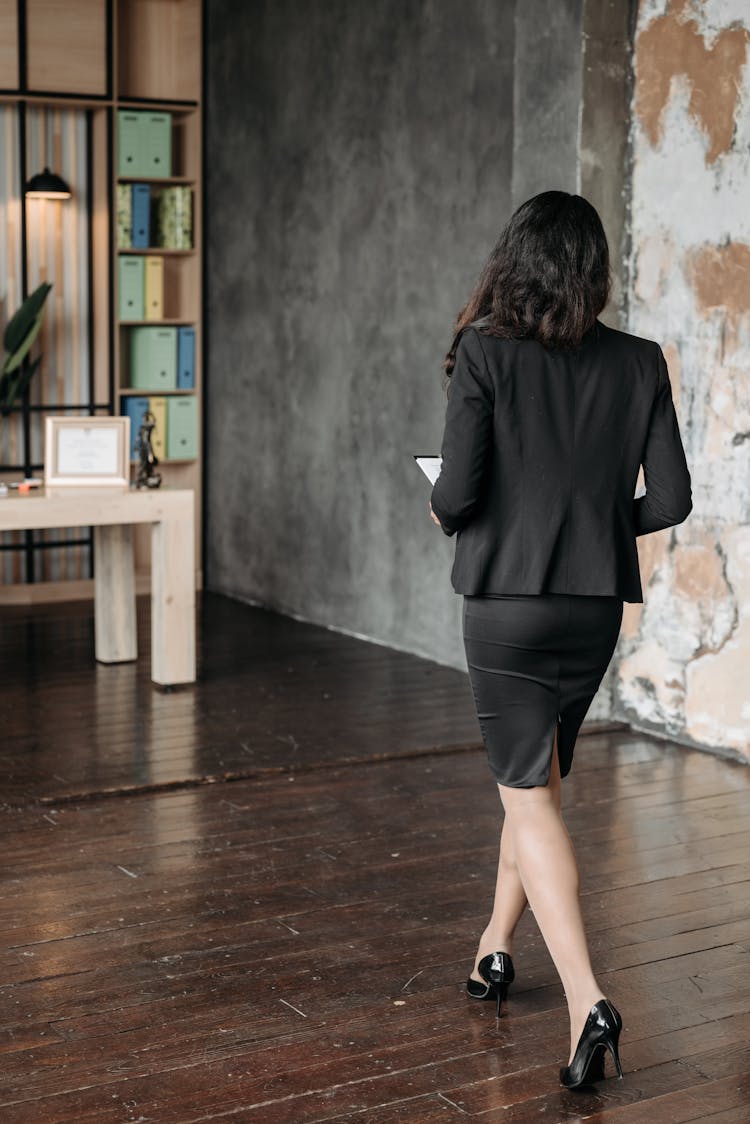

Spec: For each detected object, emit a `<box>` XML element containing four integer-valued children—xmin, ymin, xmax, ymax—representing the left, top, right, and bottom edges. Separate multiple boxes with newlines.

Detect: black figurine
<box><xmin>135</xmin><ymin>409</ymin><xmax>162</xmax><ymax>489</ymax></box>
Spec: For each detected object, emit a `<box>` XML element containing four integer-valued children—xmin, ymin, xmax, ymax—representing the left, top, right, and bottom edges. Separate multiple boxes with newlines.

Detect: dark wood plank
<box><xmin>581</xmin><ymin>1071</ymin><xmax>750</xmax><ymax>1121</ymax></box>
<box><xmin>0</xmin><ymin>593</ymin><xmax>620</xmax><ymax>805</ymax></box>
<box><xmin>0</xmin><ymin>595</ymin><xmax>748</xmax><ymax>1120</ymax></box>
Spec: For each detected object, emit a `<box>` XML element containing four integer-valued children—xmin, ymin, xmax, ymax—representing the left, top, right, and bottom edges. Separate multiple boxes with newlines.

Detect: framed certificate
<box><xmin>44</xmin><ymin>416</ymin><xmax>130</xmax><ymax>489</ymax></box>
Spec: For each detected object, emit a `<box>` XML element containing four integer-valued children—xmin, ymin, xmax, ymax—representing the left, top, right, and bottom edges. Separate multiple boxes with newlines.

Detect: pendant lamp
<box><xmin>24</xmin><ymin>166</ymin><xmax>72</xmax><ymax>200</ymax></box>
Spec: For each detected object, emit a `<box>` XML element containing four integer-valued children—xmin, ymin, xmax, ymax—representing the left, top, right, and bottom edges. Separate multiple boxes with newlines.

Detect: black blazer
<box><xmin>430</xmin><ymin>319</ymin><xmax>692</xmax><ymax>603</ymax></box>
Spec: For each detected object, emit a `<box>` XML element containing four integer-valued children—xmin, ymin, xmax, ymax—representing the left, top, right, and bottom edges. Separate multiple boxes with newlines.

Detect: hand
<box><xmin>429</xmin><ymin>501</ymin><xmax>442</xmax><ymax>528</ymax></box>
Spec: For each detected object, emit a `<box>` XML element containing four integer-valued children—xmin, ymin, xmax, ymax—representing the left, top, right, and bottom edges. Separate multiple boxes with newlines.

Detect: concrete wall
<box><xmin>615</xmin><ymin>0</ymin><xmax>750</xmax><ymax>761</ymax></box>
<box><xmin>205</xmin><ymin>0</ymin><xmax>590</xmax><ymax>670</ymax></box>
<box><xmin>512</xmin><ymin>0</ymin><xmax>583</xmax><ymax>206</ymax></box>
<box><xmin>579</xmin><ymin>0</ymin><xmax>638</xmax><ymax>323</ymax></box>
<box><xmin>206</xmin><ymin>0</ymin><xmax>749</xmax><ymax>759</ymax></box>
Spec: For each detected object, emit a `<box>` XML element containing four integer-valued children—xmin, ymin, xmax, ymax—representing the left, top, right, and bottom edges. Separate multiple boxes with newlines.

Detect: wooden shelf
<box><xmin>26</xmin><ymin>0</ymin><xmax>107</xmax><ymax>97</ymax></box>
<box><xmin>0</xmin><ymin>91</ymin><xmax>113</xmax><ymax>107</ymax></box>
<box><xmin>129</xmin><ymin>458</ymin><xmax>197</xmax><ymax>466</ymax></box>
<box><xmin>119</xmin><ymin>319</ymin><xmax>196</xmax><ymax>327</ymax></box>
<box><xmin>120</xmin><ymin>388</ymin><xmax>196</xmax><ymax>397</ymax></box>
<box><xmin>118</xmin><ymin>97</ymin><xmax>199</xmax><ymax>111</ymax></box>
<box><xmin>113</xmin><ymin>0</ymin><xmax>203</xmax><ymax>583</ymax></box>
<box><xmin>118</xmin><ymin>0</ymin><xmax>202</xmax><ymax>103</ymax></box>
<box><xmin>117</xmin><ymin>248</ymin><xmax>196</xmax><ymax>257</ymax></box>
<box><xmin>0</xmin><ymin>5</ymin><xmax>18</xmax><ymax>89</ymax></box>
<box><xmin>117</xmin><ymin>176</ymin><xmax>196</xmax><ymax>186</ymax></box>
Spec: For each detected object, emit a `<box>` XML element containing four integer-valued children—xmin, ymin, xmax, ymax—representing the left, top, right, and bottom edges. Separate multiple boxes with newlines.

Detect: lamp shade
<box><xmin>24</xmin><ymin>167</ymin><xmax>71</xmax><ymax>199</ymax></box>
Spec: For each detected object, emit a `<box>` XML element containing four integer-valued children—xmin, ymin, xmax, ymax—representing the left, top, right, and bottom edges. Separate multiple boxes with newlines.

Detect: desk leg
<box><xmin>151</xmin><ymin>500</ymin><xmax>196</xmax><ymax>686</ymax></box>
<box><xmin>94</xmin><ymin>524</ymin><xmax>137</xmax><ymax>663</ymax></box>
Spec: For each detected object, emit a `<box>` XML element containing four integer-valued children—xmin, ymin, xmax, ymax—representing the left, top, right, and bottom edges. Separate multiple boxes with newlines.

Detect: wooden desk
<box><xmin>0</xmin><ymin>488</ymin><xmax>195</xmax><ymax>686</ymax></box>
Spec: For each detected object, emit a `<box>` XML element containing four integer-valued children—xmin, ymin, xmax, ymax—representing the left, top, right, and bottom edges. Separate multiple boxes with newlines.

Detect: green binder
<box><xmin>156</xmin><ymin>186</ymin><xmax>192</xmax><ymax>249</ymax></box>
<box><xmin>117</xmin><ymin>110</ymin><xmax>172</xmax><ymax>178</ymax></box>
<box><xmin>166</xmin><ymin>395</ymin><xmax>198</xmax><ymax>460</ymax></box>
<box><xmin>118</xmin><ymin>256</ymin><xmax>144</xmax><ymax>321</ymax></box>
<box><xmin>117</xmin><ymin>111</ymin><xmax>145</xmax><ymax>177</ymax></box>
<box><xmin>144</xmin><ymin>113</ymin><xmax>172</xmax><ymax>178</ymax></box>
<box><xmin>116</xmin><ymin>184</ymin><xmax>132</xmax><ymax>248</ymax></box>
<box><xmin>128</xmin><ymin>327</ymin><xmax>178</xmax><ymax>391</ymax></box>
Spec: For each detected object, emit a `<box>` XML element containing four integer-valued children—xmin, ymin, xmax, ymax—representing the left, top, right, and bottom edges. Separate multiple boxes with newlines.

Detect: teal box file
<box><xmin>166</xmin><ymin>396</ymin><xmax>198</xmax><ymax>460</ymax></box>
<box><xmin>143</xmin><ymin>113</ymin><xmax>172</xmax><ymax>178</ymax></box>
<box><xmin>118</xmin><ymin>111</ymin><xmax>172</xmax><ymax>178</ymax></box>
<box><xmin>118</xmin><ymin>110</ymin><xmax>146</xmax><ymax>177</ymax></box>
<box><xmin>118</xmin><ymin>256</ymin><xmax>144</xmax><ymax>321</ymax></box>
<box><xmin>177</xmin><ymin>327</ymin><xmax>195</xmax><ymax>388</ymax></box>
<box><xmin>122</xmin><ymin>396</ymin><xmax>150</xmax><ymax>459</ymax></box>
<box><xmin>129</xmin><ymin>327</ymin><xmax>178</xmax><ymax>391</ymax></box>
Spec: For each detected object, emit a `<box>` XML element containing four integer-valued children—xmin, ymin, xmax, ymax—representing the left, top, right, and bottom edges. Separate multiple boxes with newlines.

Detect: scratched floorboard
<box><xmin>0</xmin><ymin>595</ymin><xmax>748</xmax><ymax>1121</ymax></box>
<box><xmin>0</xmin><ymin>592</ymin><xmax>562</xmax><ymax>806</ymax></box>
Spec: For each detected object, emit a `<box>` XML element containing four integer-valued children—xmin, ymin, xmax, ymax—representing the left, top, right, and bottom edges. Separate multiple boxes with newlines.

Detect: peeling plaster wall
<box><xmin>616</xmin><ymin>0</ymin><xmax>750</xmax><ymax>760</ymax></box>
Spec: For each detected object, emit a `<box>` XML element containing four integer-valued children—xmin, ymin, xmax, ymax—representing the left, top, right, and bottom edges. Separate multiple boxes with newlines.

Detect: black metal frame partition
<box><xmin>0</xmin><ymin>1</ymin><xmax>116</xmax><ymax>584</ymax></box>
<box><xmin>2</xmin><ymin>0</ymin><xmax>205</xmax><ymax>589</ymax></box>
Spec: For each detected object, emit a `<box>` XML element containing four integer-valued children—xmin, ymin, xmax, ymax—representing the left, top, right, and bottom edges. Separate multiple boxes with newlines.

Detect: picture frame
<box><xmin>44</xmin><ymin>416</ymin><xmax>131</xmax><ymax>489</ymax></box>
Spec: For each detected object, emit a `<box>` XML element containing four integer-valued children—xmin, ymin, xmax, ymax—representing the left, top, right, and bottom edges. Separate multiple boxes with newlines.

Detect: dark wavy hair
<box><xmin>445</xmin><ymin>191</ymin><xmax>612</xmax><ymax>377</ymax></box>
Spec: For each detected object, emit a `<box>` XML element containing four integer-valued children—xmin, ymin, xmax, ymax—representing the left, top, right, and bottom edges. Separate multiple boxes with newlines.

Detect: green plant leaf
<box><xmin>2</xmin><ymin>310</ymin><xmax>45</xmax><ymax>375</ymax></box>
<box><xmin>3</xmin><ymin>281</ymin><xmax>52</xmax><ymax>355</ymax></box>
<box><xmin>0</xmin><ymin>354</ymin><xmax>41</xmax><ymax>415</ymax></box>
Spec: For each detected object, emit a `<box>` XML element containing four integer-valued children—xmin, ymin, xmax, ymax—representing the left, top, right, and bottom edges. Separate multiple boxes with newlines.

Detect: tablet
<box><xmin>413</xmin><ymin>455</ymin><xmax>442</xmax><ymax>485</ymax></box>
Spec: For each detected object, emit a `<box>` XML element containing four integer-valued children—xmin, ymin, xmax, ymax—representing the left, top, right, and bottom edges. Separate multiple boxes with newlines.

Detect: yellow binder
<box><xmin>148</xmin><ymin>396</ymin><xmax>167</xmax><ymax>459</ymax></box>
<box><xmin>144</xmin><ymin>255</ymin><xmax>164</xmax><ymax>320</ymax></box>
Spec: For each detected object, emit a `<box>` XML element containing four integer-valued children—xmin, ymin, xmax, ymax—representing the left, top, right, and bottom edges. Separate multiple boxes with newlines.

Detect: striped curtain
<box><xmin>0</xmin><ymin>104</ymin><xmax>93</xmax><ymax>584</ymax></box>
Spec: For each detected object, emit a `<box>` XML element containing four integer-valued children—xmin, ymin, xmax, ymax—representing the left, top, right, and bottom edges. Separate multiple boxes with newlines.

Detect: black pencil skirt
<box><xmin>462</xmin><ymin>593</ymin><xmax>623</xmax><ymax>788</ymax></box>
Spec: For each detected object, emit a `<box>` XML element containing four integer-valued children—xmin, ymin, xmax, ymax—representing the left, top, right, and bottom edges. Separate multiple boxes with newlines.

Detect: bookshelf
<box><xmin>0</xmin><ymin>0</ymin><xmax>204</xmax><ymax>598</ymax></box>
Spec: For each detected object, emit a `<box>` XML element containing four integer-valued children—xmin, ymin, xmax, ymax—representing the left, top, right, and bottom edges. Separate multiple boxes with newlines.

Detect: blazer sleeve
<box><xmin>632</xmin><ymin>344</ymin><xmax>693</xmax><ymax>536</ymax></box>
<box><xmin>430</xmin><ymin>328</ymin><xmax>494</xmax><ymax>537</ymax></box>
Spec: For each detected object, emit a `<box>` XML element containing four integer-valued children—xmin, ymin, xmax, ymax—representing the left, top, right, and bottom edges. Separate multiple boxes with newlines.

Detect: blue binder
<box><xmin>131</xmin><ymin>184</ymin><xmax>151</xmax><ymax>249</ymax></box>
<box><xmin>177</xmin><ymin>326</ymin><xmax>196</xmax><ymax>389</ymax></box>
<box><xmin>122</xmin><ymin>396</ymin><xmax>150</xmax><ymax>458</ymax></box>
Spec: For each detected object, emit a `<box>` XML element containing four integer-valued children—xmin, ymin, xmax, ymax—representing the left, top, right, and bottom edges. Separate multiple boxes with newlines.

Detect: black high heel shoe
<box><xmin>559</xmin><ymin>998</ymin><xmax>624</xmax><ymax>1088</ymax></box>
<box><xmin>466</xmin><ymin>951</ymin><xmax>515</xmax><ymax>1017</ymax></box>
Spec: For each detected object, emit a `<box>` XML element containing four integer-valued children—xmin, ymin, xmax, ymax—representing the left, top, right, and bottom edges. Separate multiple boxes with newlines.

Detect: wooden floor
<box><xmin>1</xmin><ymin>594</ymin><xmax>749</xmax><ymax>1122</ymax></box>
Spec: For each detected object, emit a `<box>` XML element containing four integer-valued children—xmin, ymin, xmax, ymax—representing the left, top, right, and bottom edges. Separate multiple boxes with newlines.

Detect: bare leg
<box><xmin>470</xmin><ymin>741</ymin><xmax>562</xmax><ymax>981</ymax></box>
<box><xmin>496</xmin><ymin>728</ymin><xmax>605</xmax><ymax>1064</ymax></box>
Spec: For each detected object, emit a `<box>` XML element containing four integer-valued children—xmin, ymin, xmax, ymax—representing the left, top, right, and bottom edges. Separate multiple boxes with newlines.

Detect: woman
<box><xmin>429</xmin><ymin>191</ymin><xmax>692</xmax><ymax>1089</ymax></box>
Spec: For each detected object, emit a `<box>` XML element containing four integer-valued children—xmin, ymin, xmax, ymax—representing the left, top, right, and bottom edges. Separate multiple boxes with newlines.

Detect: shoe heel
<box><xmin>606</xmin><ymin>1034</ymin><xmax>624</xmax><ymax>1078</ymax></box>
<box><xmin>495</xmin><ymin>981</ymin><xmax>509</xmax><ymax>1018</ymax></box>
